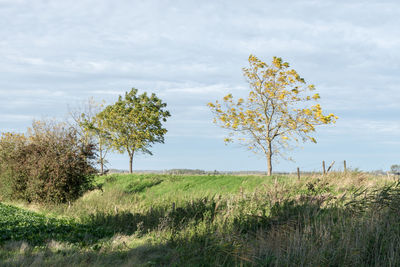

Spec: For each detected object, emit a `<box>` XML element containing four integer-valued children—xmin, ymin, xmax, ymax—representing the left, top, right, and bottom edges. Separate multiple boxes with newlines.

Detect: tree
<box><xmin>208</xmin><ymin>55</ymin><xmax>337</xmax><ymax>176</ymax></box>
<box><xmin>69</xmin><ymin>98</ymin><xmax>111</xmax><ymax>175</ymax></box>
<box><xmin>391</xmin><ymin>164</ymin><xmax>400</xmax><ymax>174</ymax></box>
<box><xmin>83</xmin><ymin>115</ymin><xmax>111</xmax><ymax>175</ymax></box>
<box><xmin>97</xmin><ymin>88</ymin><xmax>170</xmax><ymax>173</ymax></box>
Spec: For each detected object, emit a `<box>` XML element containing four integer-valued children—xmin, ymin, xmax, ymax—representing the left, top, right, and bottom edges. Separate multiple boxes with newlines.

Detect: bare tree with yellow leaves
<box><xmin>208</xmin><ymin>55</ymin><xmax>337</xmax><ymax>176</ymax></box>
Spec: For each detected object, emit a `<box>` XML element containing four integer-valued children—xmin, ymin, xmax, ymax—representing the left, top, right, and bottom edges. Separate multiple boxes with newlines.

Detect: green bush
<box><xmin>0</xmin><ymin>121</ymin><xmax>97</xmax><ymax>204</ymax></box>
<box><xmin>0</xmin><ymin>132</ymin><xmax>26</xmax><ymax>200</ymax></box>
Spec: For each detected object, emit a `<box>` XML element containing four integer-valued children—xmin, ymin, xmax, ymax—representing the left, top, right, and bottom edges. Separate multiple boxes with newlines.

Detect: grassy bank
<box><xmin>0</xmin><ymin>172</ymin><xmax>399</xmax><ymax>266</ymax></box>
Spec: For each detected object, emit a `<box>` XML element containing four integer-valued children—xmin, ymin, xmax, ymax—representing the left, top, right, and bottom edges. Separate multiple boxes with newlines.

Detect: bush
<box><xmin>391</xmin><ymin>164</ymin><xmax>400</xmax><ymax>174</ymax></box>
<box><xmin>0</xmin><ymin>132</ymin><xmax>27</xmax><ymax>200</ymax></box>
<box><xmin>0</xmin><ymin>120</ymin><xmax>97</xmax><ymax>204</ymax></box>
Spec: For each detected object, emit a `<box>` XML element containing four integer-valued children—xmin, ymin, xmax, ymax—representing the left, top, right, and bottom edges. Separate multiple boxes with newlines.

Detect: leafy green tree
<box><xmin>85</xmin><ymin>115</ymin><xmax>111</xmax><ymax>175</ymax></box>
<box><xmin>208</xmin><ymin>55</ymin><xmax>337</xmax><ymax>176</ymax></box>
<box><xmin>97</xmin><ymin>88</ymin><xmax>170</xmax><ymax>173</ymax></box>
<box><xmin>70</xmin><ymin>98</ymin><xmax>111</xmax><ymax>175</ymax></box>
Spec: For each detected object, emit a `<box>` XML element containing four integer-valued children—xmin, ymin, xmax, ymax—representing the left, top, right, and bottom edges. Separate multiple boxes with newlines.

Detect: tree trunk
<box><xmin>100</xmin><ymin>158</ymin><xmax>104</xmax><ymax>175</ymax></box>
<box><xmin>267</xmin><ymin>141</ymin><xmax>272</xmax><ymax>176</ymax></box>
<box><xmin>99</xmin><ymin>143</ymin><xmax>104</xmax><ymax>175</ymax></box>
<box><xmin>129</xmin><ymin>154</ymin><xmax>133</xmax><ymax>174</ymax></box>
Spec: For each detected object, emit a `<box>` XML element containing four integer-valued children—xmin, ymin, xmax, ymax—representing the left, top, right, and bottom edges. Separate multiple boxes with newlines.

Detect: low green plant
<box><xmin>0</xmin><ymin>202</ymin><xmax>112</xmax><ymax>246</ymax></box>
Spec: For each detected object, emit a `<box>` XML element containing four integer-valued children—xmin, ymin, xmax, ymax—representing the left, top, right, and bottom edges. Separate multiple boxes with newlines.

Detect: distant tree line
<box><xmin>166</xmin><ymin>169</ymin><xmax>207</xmax><ymax>175</ymax></box>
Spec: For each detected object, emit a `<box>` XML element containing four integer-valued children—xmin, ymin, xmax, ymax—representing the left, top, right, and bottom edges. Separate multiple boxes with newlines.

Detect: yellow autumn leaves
<box><xmin>208</xmin><ymin>54</ymin><xmax>338</xmax><ymax>175</ymax></box>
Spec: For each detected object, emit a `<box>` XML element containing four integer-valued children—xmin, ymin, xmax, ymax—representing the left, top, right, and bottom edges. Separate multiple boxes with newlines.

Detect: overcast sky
<box><xmin>1</xmin><ymin>0</ymin><xmax>399</xmax><ymax>172</ymax></box>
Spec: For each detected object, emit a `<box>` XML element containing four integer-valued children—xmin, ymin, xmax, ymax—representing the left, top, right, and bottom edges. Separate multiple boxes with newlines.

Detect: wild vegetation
<box><xmin>1</xmin><ymin>171</ymin><xmax>399</xmax><ymax>266</ymax></box>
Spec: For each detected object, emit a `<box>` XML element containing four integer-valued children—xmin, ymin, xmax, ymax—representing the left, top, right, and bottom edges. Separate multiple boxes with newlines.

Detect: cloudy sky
<box><xmin>1</xmin><ymin>0</ymin><xmax>399</xmax><ymax>172</ymax></box>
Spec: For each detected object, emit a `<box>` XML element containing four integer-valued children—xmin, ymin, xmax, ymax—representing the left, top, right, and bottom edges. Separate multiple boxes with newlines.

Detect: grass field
<box><xmin>1</xmin><ymin>171</ymin><xmax>399</xmax><ymax>266</ymax></box>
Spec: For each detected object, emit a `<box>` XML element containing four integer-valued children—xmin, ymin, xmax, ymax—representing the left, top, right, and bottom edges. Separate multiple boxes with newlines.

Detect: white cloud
<box><xmin>0</xmin><ymin>0</ymin><xmax>399</xmax><ymax>170</ymax></box>
<box><xmin>165</xmin><ymin>84</ymin><xmax>243</xmax><ymax>95</ymax></box>
<box><xmin>0</xmin><ymin>89</ymin><xmax>66</xmax><ymax>97</ymax></box>
<box><xmin>91</xmin><ymin>89</ymin><xmax>125</xmax><ymax>95</ymax></box>
<box><xmin>0</xmin><ymin>114</ymin><xmax>34</xmax><ymax>122</ymax></box>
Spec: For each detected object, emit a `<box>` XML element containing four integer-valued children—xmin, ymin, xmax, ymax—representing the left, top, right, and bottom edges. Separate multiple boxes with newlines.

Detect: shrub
<box><xmin>391</xmin><ymin>164</ymin><xmax>400</xmax><ymax>174</ymax></box>
<box><xmin>0</xmin><ymin>120</ymin><xmax>97</xmax><ymax>204</ymax></box>
<box><xmin>0</xmin><ymin>132</ymin><xmax>27</xmax><ymax>200</ymax></box>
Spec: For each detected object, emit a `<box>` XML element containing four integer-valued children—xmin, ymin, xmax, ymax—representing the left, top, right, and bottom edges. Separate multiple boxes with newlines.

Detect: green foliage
<box><xmin>0</xmin><ymin>202</ymin><xmax>112</xmax><ymax>246</ymax></box>
<box><xmin>0</xmin><ymin>132</ymin><xmax>26</xmax><ymax>200</ymax></box>
<box><xmin>390</xmin><ymin>164</ymin><xmax>400</xmax><ymax>174</ymax></box>
<box><xmin>0</xmin><ymin>121</ymin><xmax>97</xmax><ymax>204</ymax></box>
<box><xmin>74</xmin><ymin>98</ymin><xmax>111</xmax><ymax>175</ymax></box>
<box><xmin>97</xmin><ymin>88</ymin><xmax>170</xmax><ymax>173</ymax></box>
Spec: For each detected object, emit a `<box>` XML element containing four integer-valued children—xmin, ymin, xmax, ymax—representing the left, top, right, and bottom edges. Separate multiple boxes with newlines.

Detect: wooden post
<box><xmin>343</xmin><ymin>160</ymin><xmax>347</xmax><ymax>173</ymax></box>
<box><xmin>327</xmin><ymin>161</ymin><xmax>335</xmax><ymax>173</ymax></box>
<box><xmin>297</xmin><ymin>167</ymin><xmax>300</xmax><ymax>180</ymax></box>
<box><xmin>322</xmin><ymin>161</ymin><xmax>326</xmax><ymax>174</ymax></box>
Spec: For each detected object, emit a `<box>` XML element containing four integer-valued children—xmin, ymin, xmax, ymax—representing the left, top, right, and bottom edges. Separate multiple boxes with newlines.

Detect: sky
<box><xmin>1</xmin><ymin>0</ymin><xmax>399</xmax><ymax>172</ymax></box>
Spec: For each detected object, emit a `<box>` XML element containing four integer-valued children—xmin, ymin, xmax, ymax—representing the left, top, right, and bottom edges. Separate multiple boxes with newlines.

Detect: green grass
<box><xmin>96</xmin><ymin>173</ymin><xmax>277</xmax><ymax>197</ymax></box>
<box><xmin>88</xmin><ymin>173</ymin><xmax>281</xmax><ymax>213</ymax></box>
<box><xmin>1</xmin><ymin>172</ymin><xmax>399</xmax><ymax>266</ymax></box>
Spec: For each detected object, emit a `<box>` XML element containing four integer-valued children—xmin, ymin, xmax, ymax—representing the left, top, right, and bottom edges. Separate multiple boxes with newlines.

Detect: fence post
<box><xmin>344</xmin><ymin>160</ymin><xmax>347</xmax><ymax>173</ymax></box>
<box><xmin>297</xmin><ymin>167</ymin><xmax>300</xmax><ymax>180</ymax></box>
<box><xmin>327</xmin><ymin>161</ymin><xmax>335</xmax><ymax>173</ymax></box>
<box><xmin>322</xmin><ymin>161</ymin><xmax>326</xmax><ymax>174</ymax></box>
